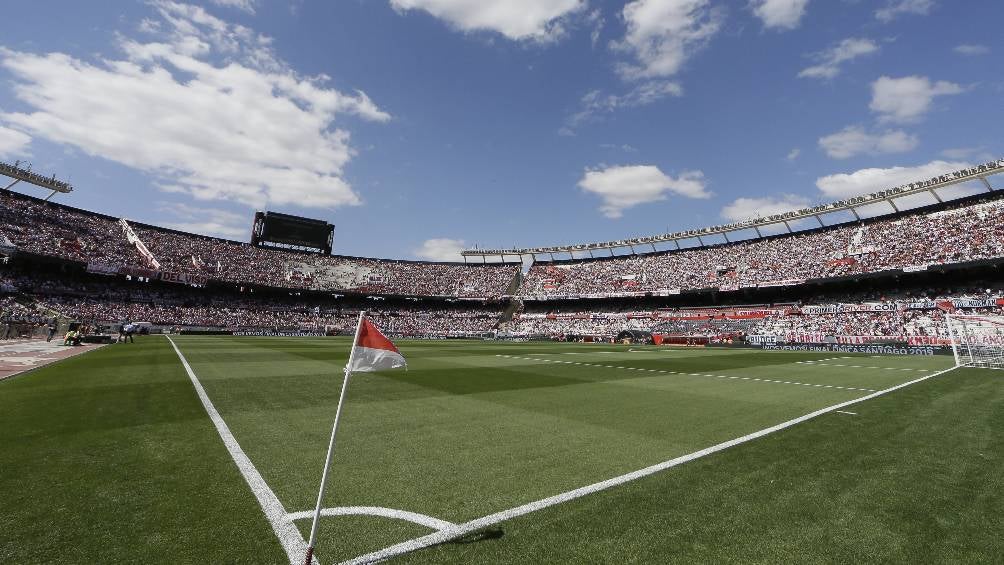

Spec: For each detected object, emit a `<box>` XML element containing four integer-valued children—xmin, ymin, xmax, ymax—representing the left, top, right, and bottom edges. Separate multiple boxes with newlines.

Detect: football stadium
<box><xmin>1</xmin><ymin>2</ymin><xmax>1002</xmax><ymax>564</ymax></box>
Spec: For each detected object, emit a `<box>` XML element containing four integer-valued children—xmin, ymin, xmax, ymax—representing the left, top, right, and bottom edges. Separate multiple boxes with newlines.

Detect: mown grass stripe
<box><xmin>497</xmin><ymin>354</ymin><xmax>876</xmax><ymax>393</ymax></box>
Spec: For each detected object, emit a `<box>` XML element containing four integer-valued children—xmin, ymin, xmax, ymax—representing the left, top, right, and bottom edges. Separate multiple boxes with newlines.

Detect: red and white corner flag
<box><xmin>347</xmin><ymin>318</ymin><xmax>407</xmax><ymax>372</ymax></box>
<box><xmin>304</xmin><ymin>313</ymin><xmax>406</xmax><ymax>565</ymax></box>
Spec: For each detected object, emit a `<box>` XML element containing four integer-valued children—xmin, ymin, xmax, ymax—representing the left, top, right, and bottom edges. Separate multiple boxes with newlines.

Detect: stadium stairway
<box><xmin>504</xmin><ymin>268</ymin><xmax>523</xmax><ymax>296</ymax></box>
<box><xmin>495</xmin><ymin>270</ymin><xmax>524</xmax><ymax>326</ymax></box>
<box><xmin>498</xmin><ymin>298</ymin><xmax>523</xmax><ymax>325</ymax></box>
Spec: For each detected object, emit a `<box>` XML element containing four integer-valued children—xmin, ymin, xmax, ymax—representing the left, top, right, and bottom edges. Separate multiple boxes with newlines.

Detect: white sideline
<box><xmin>497</xmin><ymin>354</ymin><xmax>876</xmax><ymax>393</ymax></box>
<box><xmin>287</xmin><ymin>507</ymin><xmax>457</xmax><ymax>531</ymax></box>
<box><xmin>341</xmin><ymin>364</ymin><xmax>960</xmax><ymax>565</ymax></box>
<box><xmin>166</xmin><ymin>336</ymin><xmax>313</xmax><ymax>565</ymax></box>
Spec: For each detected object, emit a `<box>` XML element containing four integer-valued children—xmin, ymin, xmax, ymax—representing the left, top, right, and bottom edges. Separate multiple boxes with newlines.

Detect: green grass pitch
<box><xmin>2</xmin><ymin>336</ymin><xmax>1001</xmax><ymax>564</ymax></box>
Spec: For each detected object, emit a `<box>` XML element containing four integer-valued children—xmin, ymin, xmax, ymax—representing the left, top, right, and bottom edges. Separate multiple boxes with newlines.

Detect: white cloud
<box><xmin>798</xmin><ymin>37</ymin><xmax>878</xmax><ymax>80</ymax></box>
<box><xmin>0</xmin><ymin>1</ymin><xmax>389</xmax><ymax>211</ymax></box>
<box><xmin>567</xmin><ymin>0</ymin><xmax>719</xmax><ymax>133</ymax></box>
<box><xmin>940</xmin><ymin>147</ymin><xmax>993</xmax><ymax>161</ymax></box>
<box><xmin>876</xmin><ymin>0</ymin><xmax>934</xmax><ymax>22</ymax></box>
<box><xmin>210</xmin><ymin>0</ymin><xmax>257</xmax><ymax>14</ymax></box>
<box><xmin>815</xmin><ymin>159</ymin><xmax>969</xmax><ymax>199</ymax></box>
<box><xmin>954</xmin><ymin>44</ymin><xmax>989</xmax><ymax>56</ymax></box>
<box><xmin>155</xmin><ymin>201</ymin><xmax>248</xmax><ymax>239</ymax></box>
<box><xmin>721</xmin><ymin>194</ymin><xmax>811</xmax><ymax>221</ymax></box>
<box><xmin>614</xmin><ymin>0</ymin><xmax>723</xmax><ymax>81</ymax></box>
<box><xmin>600</xmin><ymin>143</ymin><xmax>639</xmax><ymax>153</ymax></box>
<box><xmin>749</xmin><ymin>0</ymin><xmax>810</xmax><ymax>31</ymax></box>
<box><xmin>578</xmin><ymin>164</ymin><xmax>709</xmax><ymax>218</ymax></box>
<box><xmin>869</xmin><ymin>75</ymin><xmax>963</xmax><ymax>124</ymax></box>
<box><xmin>586</xmin><ymin>9</ymin><xmax>605</xmax><ymax>47</ymax></box>
<box><xmin>389</xmin><ymin>0</ymin><xmax>585</xmax><ymax>42</ymax></box>
<box><xmin>414</xmin><ymin>238</ymin><xmax>467</xmax><ymax>262</ymax></box>
<box><xmin>818</xmin><ymin>126</ymin><xmax>918</xmax><ymax>159</ymax></box>
<box><xmin>0</xmin><ymin>125</ymin><xmax>31</xmax><ymax>157</ymax></box>
<box><xmin>786</xmin><ymin>148</ymin><xmax>800</xmax><ymax>161</ymax></box>
<box><xmin>564</xmin><ymin>80</ymin><xmax>683</xmax><ymax>131</ymax></box>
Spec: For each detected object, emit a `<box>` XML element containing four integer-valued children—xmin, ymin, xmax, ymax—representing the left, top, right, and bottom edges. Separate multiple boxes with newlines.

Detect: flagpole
<box><xmin>304</xmin><ymin>310</ymin><xmax>366</xmax><ymax>565</ymax></box>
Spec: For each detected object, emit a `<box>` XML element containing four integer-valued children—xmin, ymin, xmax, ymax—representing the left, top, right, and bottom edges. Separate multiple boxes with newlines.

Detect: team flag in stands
<box><xmin>347</xmin><ymin>319</ymin><xmax>407</xmax><ymax>372</ymax></box>
<box><xmin>936</xmin><ymin>299</ymin><xmax>957</xmax><ymax>313</ymax></box>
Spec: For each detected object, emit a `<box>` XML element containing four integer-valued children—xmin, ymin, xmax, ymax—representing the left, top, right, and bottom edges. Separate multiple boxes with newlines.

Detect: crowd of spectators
<box><xmin>4</xmin><ymin>184</ymin><xmax>1004</xmax><ymax>305</ymax></box>
<box><xmin>6</xmin><ymin>257</ymin><xmax>1003</xmax><ymax>342</ymax></box>
<box><xmin>1</xmin><ymin>295</ymin><xmax>46</xmax><ymax>324</ymax></box>
<box><xmin>39</xmin><ymin>295</ymin><xmax>500</xmax><ymax>335</ymax></box>
<box><xmin>502</xmin><ymin>285</ymin><xmax>1004</xmax><ymax>341</ymax></box>
<box><xmin>132</xmin><ymin>223</ymin><xmax>521</xmax><ymax>297</ymax></box>
<box><xmin>520</xmin><ymin>196</ymin><xmax>1004</xmax><ymax>297</ymax></box>
<box><xmin>2</xmin><ymin>269</ymin><xmax>502</xmax><ymax>335</ymax></box>
<box><xmin>500</xmin><ymin>310</ymin><xmax>653</xmax><ymax>337</ymax></box>
<box><xmin>0</xmin><ymin>191</ymin><xmax>144</xmax><ymax>267</ymax></box>
<box><xmin>7</xmin><ymin>181</ymin><xmax>1003</xmax><ymax>313</ymax></box>
<box><xmin>0</xmin><ymin>189</ymin><xmax>520</xmax><ymax>297</ymax></box>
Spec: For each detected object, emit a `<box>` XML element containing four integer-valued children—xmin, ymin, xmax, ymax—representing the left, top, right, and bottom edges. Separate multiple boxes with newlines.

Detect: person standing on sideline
<box><xmin>123</xmin><ymin>322</ymin><xmax>136</xmax><ymax>344</ymax></box>
<box><xmin>46</xmin><ymin>317</ymin><xmax>58</xmax><ymax>342</ymax></box>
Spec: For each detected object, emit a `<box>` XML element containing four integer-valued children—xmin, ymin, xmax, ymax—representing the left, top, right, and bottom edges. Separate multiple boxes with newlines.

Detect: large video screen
<box><xmin>260</xmin><ymin>214</ymin><xmax>333</xmax><ymax>249</ymax></box>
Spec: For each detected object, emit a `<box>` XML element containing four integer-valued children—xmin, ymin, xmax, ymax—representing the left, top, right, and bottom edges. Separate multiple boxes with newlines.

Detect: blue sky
<box><xmin>0</xmin><ymin>0</ymin><xmax>999</xmax><ymax>260</ymax></box>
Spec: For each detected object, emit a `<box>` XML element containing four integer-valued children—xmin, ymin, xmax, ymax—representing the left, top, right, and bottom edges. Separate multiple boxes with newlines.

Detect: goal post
<box><xmin>946</xmin><ymin>313</ymin><xmax>1004</xmax><ymax>370</ymax></box>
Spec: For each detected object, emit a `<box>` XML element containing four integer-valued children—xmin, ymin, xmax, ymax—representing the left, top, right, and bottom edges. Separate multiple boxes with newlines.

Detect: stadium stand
<box><xmin>518</xmin><ymin>195</ymin><xmax>1004</xmax><ymax>298</ymax></box>
<box><xmin>1</xmin><ymin>268</ymin><xmax>502</xmax><ymax>336</ymax></box>
<box><xmin>501</xmin><ymin>287</ymin><xmax>1004</xmax><ymax>344</ymax></box>
<box><xmin>2</xmin><ymin>178</ymin><xmax>1004</xmax><ymax>346</ymax></box>
<box><xmin>501</xmin><ymin>278</ymin><xmax>1003</xmax><ymax>345</ymax></box>
<box><xmin>13</xmin><ymin>258</ymin><xmax>999</xmax><ymax>345</ymax></box>
<box><xmin>0</xmin><ymin>191</ymin><xmax>146</xmax><ymax>268</ymax></box>
<box><xmin>0</xmin><ymin>189</ymin><xmax>520</xmax><ymax>298</ymax></box>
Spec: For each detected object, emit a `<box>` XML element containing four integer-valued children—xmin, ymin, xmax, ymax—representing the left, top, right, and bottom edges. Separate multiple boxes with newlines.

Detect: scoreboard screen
<box><xmin>252</xmin><ymin>211</ymin><xmax>334</xmax><ymax>254</ymax></box>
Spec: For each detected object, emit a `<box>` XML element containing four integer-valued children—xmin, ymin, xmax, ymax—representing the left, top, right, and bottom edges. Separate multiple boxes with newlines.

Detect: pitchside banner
<box><xmin>746</xmin><ymin>334</ymin><xmax>778</xmax><ymax>345</ymax></box>
<box><xmin>231</xmin><ymin>330</ymin><xmax>326</xmax><ymax>337</ymax></box>
<box><xmin>160</xmin><ymin>271</ymin><xmax>209</xmax><ymax>287</ymax></box>
<box><xmin>761</xmin><ymin>343</ymin><xmax>945</xmax><ymax>356</ymax></box>
<box><xmin>801</xmin><ymin>298</ymin><xmax>1004</xmax><ymax>313</ymax></box>
<box><xmin>801</xmin><ymin>303</ymin><xmax>900</xmax><ymax>314</ymax></box>
<box><xmin>86</xmin><ymin>262</ymin><xmax>120</xmax><ymax>276</ymax></box>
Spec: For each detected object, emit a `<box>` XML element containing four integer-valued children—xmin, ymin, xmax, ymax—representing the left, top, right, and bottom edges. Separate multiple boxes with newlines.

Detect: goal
<box><xmin>946</xmin><ymin>313</ymin><xmax>1004</xmax><ymax>369</ymax></box>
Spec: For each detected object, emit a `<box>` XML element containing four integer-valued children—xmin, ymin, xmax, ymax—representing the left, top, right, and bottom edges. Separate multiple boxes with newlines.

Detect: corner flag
<box><xmin>347</xmin><ymin>319</ymin><xmax>407</xmax><ymax>372</ymax></box>
<box><xmin>304</xmin><ymin>313</ymin><xmax>407</xmax><ymax>565</ymax></box>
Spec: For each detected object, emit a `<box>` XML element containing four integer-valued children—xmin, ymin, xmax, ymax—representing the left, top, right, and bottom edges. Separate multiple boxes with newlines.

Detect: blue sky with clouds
<box><xmin>0</xmin><ymin>0</ymin><xmax>999</xmax><ymax>261</ymax></box>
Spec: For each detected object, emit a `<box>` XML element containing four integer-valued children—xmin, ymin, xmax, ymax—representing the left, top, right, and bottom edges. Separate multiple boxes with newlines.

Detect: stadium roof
<box><xmin>0</xmin><ymin>160</ymin><xmax>73</xmax><ymax>197</ymax></box>
<box><xmin>462</xmin><ymin>159</ymin><xmax>1004</xmax><ymax>259</ymax></box>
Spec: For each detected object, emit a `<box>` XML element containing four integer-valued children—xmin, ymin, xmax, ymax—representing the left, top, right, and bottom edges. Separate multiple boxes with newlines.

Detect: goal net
<box><xmin>946</xmin><ymin>313</ymin><xmax>1004</xmax><ymax>369</ymax></box>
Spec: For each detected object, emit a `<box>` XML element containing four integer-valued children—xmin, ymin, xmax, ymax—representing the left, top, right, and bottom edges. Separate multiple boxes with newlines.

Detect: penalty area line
<box><xmin>342</xmin><ymin>363</ymin><xmax>960</xmax><ymax>565</ymax></box>
<box><xmin>166</xmin><ymin>336</ymin><xmax>313</xmax><ymax>565</ymax></box>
